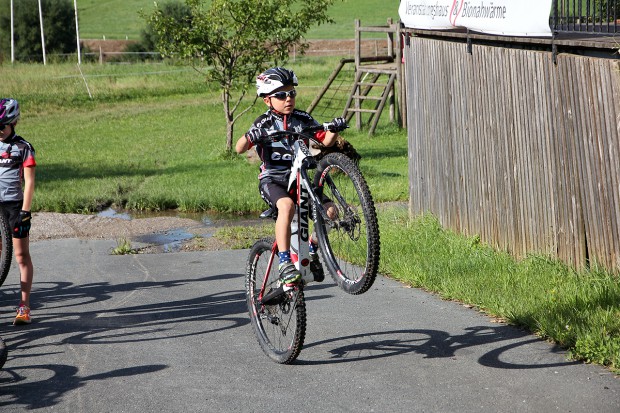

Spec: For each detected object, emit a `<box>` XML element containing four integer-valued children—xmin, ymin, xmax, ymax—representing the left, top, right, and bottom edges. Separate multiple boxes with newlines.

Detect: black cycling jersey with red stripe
<box><xmin>247</xmin><ymin>109</ymin><xmax>321</xmax><ymax>181</ymax></box>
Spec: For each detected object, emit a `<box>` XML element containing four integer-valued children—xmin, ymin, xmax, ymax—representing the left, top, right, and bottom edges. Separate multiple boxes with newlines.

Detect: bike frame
<box><xmin>257</xmin><ymin>133</ymin><xmax>330</xmax><ymax>302</ymax></box>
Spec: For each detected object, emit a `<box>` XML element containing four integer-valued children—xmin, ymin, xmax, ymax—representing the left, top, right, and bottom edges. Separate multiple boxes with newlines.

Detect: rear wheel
<box><xmin>0</xmin><ymin>212</ymin><xmax>13</xmax><ymax>287</ymax></box>
<box><xmin>245</xmin><ymin>238</ymin><xmax>306</xmax><ymax>364</ymax></box>
<box><xmin>313</xmin><ymin>153</ymin><xmax>380</xmax><ymax>295</ymax></box>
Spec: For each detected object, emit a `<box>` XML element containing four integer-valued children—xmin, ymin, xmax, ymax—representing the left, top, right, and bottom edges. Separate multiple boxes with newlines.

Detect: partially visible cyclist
<box><xmin>235</xmin><ymin>67</ymin><xmax>347</xmax><ymax>286</ymax></box>
<box><xmin>0</xmin><ymin>98</ymin><xmax>37</xmax><ymax>325</ymax></box>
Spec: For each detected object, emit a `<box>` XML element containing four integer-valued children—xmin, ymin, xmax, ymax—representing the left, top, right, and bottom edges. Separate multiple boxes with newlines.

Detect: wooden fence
<box><xmin>404</xmin><ymin>34</ymin><xmax>620</xmax><ymax>271</ymax></box>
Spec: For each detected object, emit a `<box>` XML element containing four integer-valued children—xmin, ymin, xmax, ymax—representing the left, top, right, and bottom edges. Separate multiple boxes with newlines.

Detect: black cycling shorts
<box><xmin>0</xmin><ymin>201</ymin><xmax>29</xmax><ymax>239</ymax></box>
<box><xmin>259</xmin><ymin>176</ymin><xmax>332</xmax><ymax>211</ymax></box>
<box><xmin>259</xmin><ymin>177</ymin><xmax>295</xmax><ymax>209</ymax></box>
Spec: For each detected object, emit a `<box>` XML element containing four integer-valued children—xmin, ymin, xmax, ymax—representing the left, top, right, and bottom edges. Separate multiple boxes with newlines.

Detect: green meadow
<box><xmin>77</xmin><ymin>0</ymin><xmax>401</xmax><ymax>40</ymax></box>
<box><xmin>2</xmin><ymin>58</ymin><xmax>407</xmax><ymax>213</ymax></box>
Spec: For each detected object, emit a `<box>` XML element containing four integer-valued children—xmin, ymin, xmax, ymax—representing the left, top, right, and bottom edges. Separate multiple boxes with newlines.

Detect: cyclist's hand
<box><xmin>246</xmin><ymin>128</ymin><xmax>269</xmax><ymax>145</ymax></box>
<box><xmin>12</xmin><ymin>210</ymin><xmax>31</xmax><ymax>238</ymax></box>
<box><xmin>323</xmin><ymin>117</ymin><xmax>348</xmax><ymax>133</ymax></box>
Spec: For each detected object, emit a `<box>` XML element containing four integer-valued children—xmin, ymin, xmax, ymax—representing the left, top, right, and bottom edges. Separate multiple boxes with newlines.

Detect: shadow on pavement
<box><xmin>299</xmin><ymin>326</ymin><xmax>580</xmax><ymax>369</ymax></box>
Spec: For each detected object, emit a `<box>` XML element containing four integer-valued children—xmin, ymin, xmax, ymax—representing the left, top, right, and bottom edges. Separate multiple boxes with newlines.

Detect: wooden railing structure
<box><xmin>307</xmin><ymin>19</ymin><xmax>405</xmax><ymax>134</ymax></box>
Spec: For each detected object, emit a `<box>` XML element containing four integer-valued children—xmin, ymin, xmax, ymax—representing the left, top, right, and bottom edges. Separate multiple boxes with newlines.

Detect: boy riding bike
<box><xmin>235</xmin><ymin>67</ymin><xmax>347</xmax><ymax>286</ymax></box>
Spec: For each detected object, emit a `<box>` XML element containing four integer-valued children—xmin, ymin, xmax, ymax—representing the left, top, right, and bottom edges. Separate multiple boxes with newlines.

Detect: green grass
<box><xmin>77</xmin><ymin>0</ymin><xmax>401</xmax><ymax>40</ymax></box>
<box><xmin>4</xmin><ymin>58</ymin><xmax>619</xmax><ymax>373</ymax></box>
<box><xmin>376</xmin><ymin>210</ymin><xmax>620</xmax><ymax>372</ymax></box>
<box><xmin>2</xmin><ymin>58</ymin><xmax>407</xmax><ymax>213</ymax></box>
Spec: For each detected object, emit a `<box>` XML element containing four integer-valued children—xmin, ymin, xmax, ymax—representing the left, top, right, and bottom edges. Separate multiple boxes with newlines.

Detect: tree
<box><xmin>146</xmin><ymin>0</ymin><xmax>337</xmax><ymax>151</ymax></box>
<box><xmin>0</xmin><ymin>0</ymin><xmax>76</xmax><ymax>63</ymax></box>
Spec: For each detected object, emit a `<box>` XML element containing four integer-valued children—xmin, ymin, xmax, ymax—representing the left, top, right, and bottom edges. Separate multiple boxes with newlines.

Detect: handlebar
<box><xmin>265</xmin><ymin>125</ymin><xmax>325</xmax><ymax>142</ymax></box>
<box><xmin>264</xmin><ymin>122</ymin><xmax>349</xmax><ymax>144</ymax></box>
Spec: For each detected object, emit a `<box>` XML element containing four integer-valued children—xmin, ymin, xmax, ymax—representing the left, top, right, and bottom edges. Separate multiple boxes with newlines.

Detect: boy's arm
<box><xmin>22</xmin><ymin>166</ymin><xmax>35</xmax><ymax>211</ymax></box>
<box><xmin>236</xmin><ymin>134</ymin><xmax>250</xmax><ymax>154</ymax></box>
<box><xmin>321</xmin><ymin>131</ymin><xmax>338</xmax><ymax>148</ymax></box>
<box><xmin>314</xmin><ymin>117</ymin><xmax>346</xmax><ymax>148</ymax></box>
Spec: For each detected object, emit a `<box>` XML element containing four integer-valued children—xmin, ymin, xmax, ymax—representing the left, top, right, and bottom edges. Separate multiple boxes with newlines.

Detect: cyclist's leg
<box><xmin>3</xmin><ymin>201</ymin><xmax>33</xmax><ymax>324</ymax></box>
<box><xmin>14</xmin><ymin>237</ymin><xmax>33</xmax><ymax>306</ymax></box>
<box><xmin>308</xmin><ymin>198</ymin><xmax>336</xmax><ymax>282</ymax></box>
<box><xmin>274</xmin><ymin>197</ymin><xmax>294</xmax><ymax>253</ymax></box>
<box><xmin>259</xmin><ymin>179</ymin><xmax>300</xmax><ymax>284</ymax></box>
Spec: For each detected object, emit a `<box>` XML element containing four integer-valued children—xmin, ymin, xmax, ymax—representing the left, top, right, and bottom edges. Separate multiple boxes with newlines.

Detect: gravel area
<box><xmin>29</xmin><ymin>212</ymin><xmax>204</xmax><ymax>243</ymax></box>
<box><xmin>28</xmin><ymin>212</ymin><xmax>242</xmax><ymax>252</ymax></box>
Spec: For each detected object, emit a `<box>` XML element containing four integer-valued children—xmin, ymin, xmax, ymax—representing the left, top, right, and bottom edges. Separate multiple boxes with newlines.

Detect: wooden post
<box><xmin>395</xmin><ymin>22</ymin><xmax>405</xmax><ymax>128</ymax></box>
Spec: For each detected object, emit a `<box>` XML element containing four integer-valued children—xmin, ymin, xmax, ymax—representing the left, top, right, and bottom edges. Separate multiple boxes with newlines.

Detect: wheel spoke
<box><xmin>245</xmin><ymin>238</ymin><xmax>306</xmax><ymax>364</ymax></box>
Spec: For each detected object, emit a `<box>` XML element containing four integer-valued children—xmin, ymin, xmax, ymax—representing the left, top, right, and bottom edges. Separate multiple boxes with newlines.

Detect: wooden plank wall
<box><xmin>405</xmin><ymin>36</ymin><xmax>620</xmax><ymax>271</ymax></box>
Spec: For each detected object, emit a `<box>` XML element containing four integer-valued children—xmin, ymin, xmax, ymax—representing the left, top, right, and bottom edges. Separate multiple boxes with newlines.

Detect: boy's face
<box><xmin>263</xmin><ymin>85</ymin><xmax>296</xmax><ymax>115</ymax></box>
<box><xmin>0</xmin><ymin>124</ymin><xmax>12</xmax><ymax>141</ymax></box>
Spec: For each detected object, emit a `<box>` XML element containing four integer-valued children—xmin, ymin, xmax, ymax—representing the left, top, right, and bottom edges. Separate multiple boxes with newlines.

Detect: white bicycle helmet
<box><xmin>0</xmin><ymin>98</ymin><xmax>20</xmax><ymax>126</ymax></box>
<box><xmin>256</xmin><ymin>67</ymin><xmax>298</xmax><ymax>97</ymax></box>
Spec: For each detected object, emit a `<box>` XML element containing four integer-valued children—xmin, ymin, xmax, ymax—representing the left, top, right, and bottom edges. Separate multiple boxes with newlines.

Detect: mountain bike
<box><xmin>245</xmin><ymin>125</ymin><xmax>380</xmax><ymax>364</ymax></box>
<box><xmin>0</xmin><ymin>210</ymin><xmax>12</xmax><ymax>287</ymax></box>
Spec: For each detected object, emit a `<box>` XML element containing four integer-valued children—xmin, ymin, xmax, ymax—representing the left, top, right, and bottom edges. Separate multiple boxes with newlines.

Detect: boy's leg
<box><xmin>275</xmin><ymin>196</ymin><xmax>294</xmax><ymax>253</ymax></box>
<box><xmin>14</xmin><ymin>237</ymin><xmax>33</xmax><ymax>306</ymax></box>
<box><xmin>13</xmin><ymin>236</ymin><xmax>33</xmax><ymax>325</ymax></box>
<box><xmin>260</xmin><ymin>179</ymin><xmax>301</xmax><ymax>285</ymax></box>
<box><xmin>275</xmin><ymin>196</ymin><xmax>302</xmax><ymax>284</ymax></box>
<box><xmin>307</xmin><ymin>200</ymin><xmax>337</xmax><ymax>282</ymax></box>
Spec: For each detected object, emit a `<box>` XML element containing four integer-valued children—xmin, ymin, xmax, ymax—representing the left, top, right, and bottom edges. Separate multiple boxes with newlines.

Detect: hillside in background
<box><xmin>77</xmin><ymin>0</ymin><xmax>401</xmax><ymax>40</ymax></box>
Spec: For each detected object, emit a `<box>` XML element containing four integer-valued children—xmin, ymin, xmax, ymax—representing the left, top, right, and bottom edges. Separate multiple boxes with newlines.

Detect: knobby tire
<box><xmin>313</xmin><ymin>153</ymin><xmax>380</xmax><ymax>295</ymax></box>
<box><xmin>245</xmin><ymin>238</ymin><xmax>306</xmax><ymax>364</ymax></box>
<box><xmin>0</xmin><ymin>212</ymin><xmax>12</xmax><ymax>287</ymax></box>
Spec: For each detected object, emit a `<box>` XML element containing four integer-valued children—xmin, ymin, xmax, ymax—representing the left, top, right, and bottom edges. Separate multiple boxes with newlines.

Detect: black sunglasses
<box><xmin>268</xmin><ymin>89</ymin><xmax>297</xmax><ymax>100</ymax></box>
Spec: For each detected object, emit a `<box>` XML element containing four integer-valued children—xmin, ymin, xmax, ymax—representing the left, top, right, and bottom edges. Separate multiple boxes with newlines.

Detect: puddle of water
<box><xmin>98</xmin><ymin>207</ymin><xmax>132</xmax><ymax>220</ymax></box>
<box><xmin>97</xmin><ymin>207</ymin><xmax>261</xmax><ymax>252</ymax></box>
<box><xmin>133</xmin><ymin>229</ymin><xmax>199</xmax><ymax>253</ymax></box>
<box><xmin>99</xmin><ymin>208</ymin><xmax>250</xmax><ymax>225</ymax></box>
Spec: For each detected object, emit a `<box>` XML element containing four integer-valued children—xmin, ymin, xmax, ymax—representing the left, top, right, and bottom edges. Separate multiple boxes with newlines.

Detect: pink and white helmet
<box><xmin>0</xmin><ymin>98</ymin><xmax>20</xmax><ymax>126</ymax></box>
<box><xmin>256</xmin><ymin>67</ymin><xmax>298</xmax><ymax>97</ymax></box>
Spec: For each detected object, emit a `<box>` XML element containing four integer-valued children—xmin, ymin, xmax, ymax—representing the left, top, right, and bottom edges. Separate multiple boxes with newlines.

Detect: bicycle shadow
<box><xmin>0</xmin><ymin>273</ymin><xmax>249</xmax><ymax>350</ymax></box>
<box><xmin>0</xmin><ymin>271</ymin><xmax>249</xmax><ymax>408</ymax></box>
<box><xmin>0</xmin><ymin>363</ymin><xmax>167</xmax><ymax>409</ymax></box>
<box><xmin>298</xmin><ymin>326</ymin><xmax>580</xmax><ymax>369</ymax></box>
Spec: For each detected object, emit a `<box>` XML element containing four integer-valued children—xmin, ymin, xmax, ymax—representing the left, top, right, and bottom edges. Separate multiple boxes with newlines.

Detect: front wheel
<box><xmin>0</xmin><ymin>211</ymin><xmax>13</xmax><ymax>288</ymax></box>
<box><xmin>245</xmin><ymin>238</ymin><xmax>306</xmax><ymax>364</ymax></box>
<box><xmin>313</xmin><ymin>153</ymin><xmax>380</xmax><ymax>295</ymax></box>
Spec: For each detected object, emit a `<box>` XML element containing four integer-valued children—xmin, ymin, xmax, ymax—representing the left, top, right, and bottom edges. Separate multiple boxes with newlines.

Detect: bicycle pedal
<box><xmin>261</xmin><ymin>286</ymin><xmax>286</xmax><ymax>306</ymax></box>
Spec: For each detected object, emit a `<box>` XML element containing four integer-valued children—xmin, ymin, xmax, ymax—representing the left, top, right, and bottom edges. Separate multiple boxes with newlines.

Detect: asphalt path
<box><xmin>0</xmin><ymin>238</ymin><xmax>618</xmax><ymax>412</ymax></box>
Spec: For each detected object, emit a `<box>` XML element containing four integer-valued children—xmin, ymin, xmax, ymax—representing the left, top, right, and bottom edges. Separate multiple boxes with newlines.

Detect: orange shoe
<box><xmin>13</xmin><ymin>305</ymin><xmax>31</xmax><ymax>325</ymax></box>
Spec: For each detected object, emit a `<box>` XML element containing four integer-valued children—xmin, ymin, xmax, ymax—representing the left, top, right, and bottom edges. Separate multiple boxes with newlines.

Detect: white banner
<box><xmin>399</xmin><ymin>0</ymin><xmax>553</xmax><ymax>37</ymax></box>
